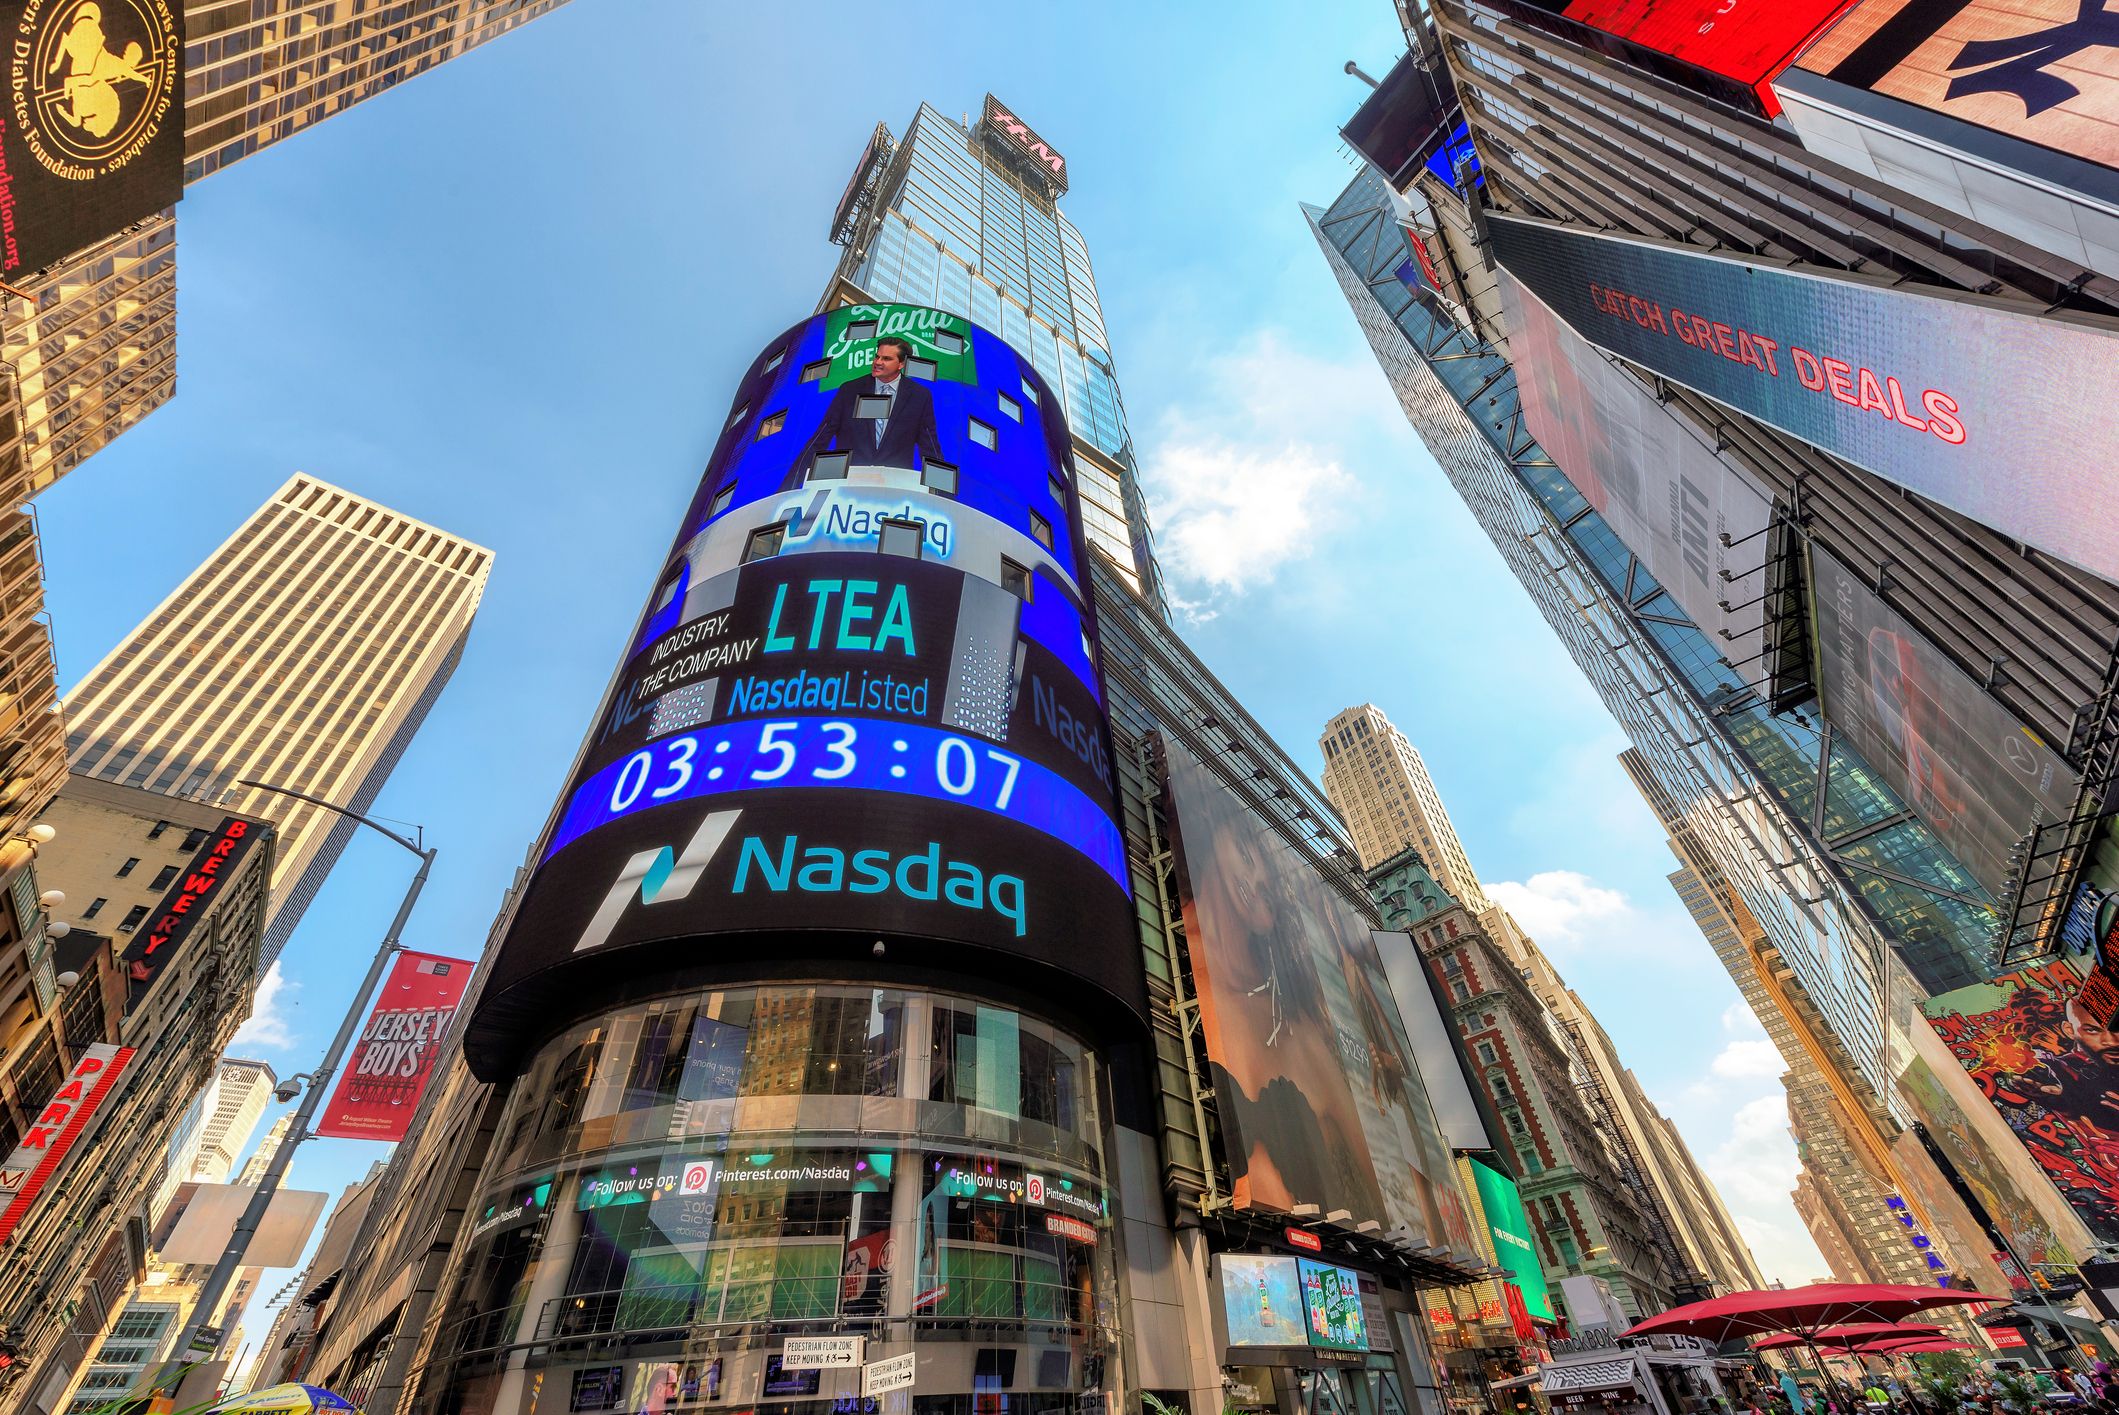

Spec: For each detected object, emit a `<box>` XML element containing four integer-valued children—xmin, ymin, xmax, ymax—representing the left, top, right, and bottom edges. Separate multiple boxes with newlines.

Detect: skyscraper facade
<box><xmin>1319</xmin><ymin>703</ymin><xmax>1489</xmax><ymax>905</ymax></box>
<box><xmin>822</xmin><ymin>99</ymin><xmax>1164</xmax><ymax>608</ymax></box>
<box><xmin>1316</xmin><ymin>1</ymin><xmax>2119</xmax><ymax>1287</ymax></box>
<box><xmin>153</xmin><ymin>1056</ymin><xmax>276</xmax><ymax>1215</ymax></box>
<box><xmin>63</xmin><ymin>475</ymin><xmax>491</xmax><ymax>966</ymax></box>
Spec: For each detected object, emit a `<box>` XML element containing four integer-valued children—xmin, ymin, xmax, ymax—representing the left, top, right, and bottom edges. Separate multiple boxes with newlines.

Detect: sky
<box><xmin>31</xmin><ymin>0</ymin><xmax>1825</xmax><ymax>1363</ymax></box>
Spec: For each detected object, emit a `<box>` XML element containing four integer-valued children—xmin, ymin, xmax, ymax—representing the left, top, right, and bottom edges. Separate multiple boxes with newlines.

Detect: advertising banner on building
<box><xmin>1164</xmin><ymin>739</ymin><xmax>1479</xmax><ymax>1260</ymax></box>
<box><xmin>0</xmin><ymin>0</ymin><xmax>184</xmax><ymax>278</ymax></box>
<box><xmin>1797</xmin><ymin>1</ymin><xmax>2119</xmax><ymax>173</ymax></box>
<box><xmin>1499</xmin><ymin>0</ymin><xmax>1856</xmax><ymax>109</ymax></box>
<box><xmin>1491</xmin><ymin>213</ymin><xmax>2119</xmax><ymax>587</ymax></box>
<box><xmin>1502</xmin><ymin>270</ymin><xmax>1774</xmax><ymax>649</ymax></box>
<box><xmin>1467</xmin><ymin>1156</ymin><xmax>1555</xmax><ymax>1321</ymax></box>
<box><xmin>119</xmin><ymin>815</ymin><xmax>260</xmax><ymax>1010</ymax></box>
<box><xmin>466</xmin><ymin>307</ymin><xmax>1142</xmax><ymax>1078</ymax></box>
<box><xmin>0</xmin><ymin>1042</ymin><xmax>132</xmax><ymax>1243</ymax></box>
<box><xmin>314</xmin><ymin>950</ymin><xmax>473</xmax><ymax>1141</ymax></box>
<box><xmin>1923</xmin><ymin>955</ymin><xmax>2119</xmax><ymax>1243</ymax></box>
<box><xmin>1809</xmin><ymin>546</ymin><xmax>2076</xmax><ymax>899</ymax></box>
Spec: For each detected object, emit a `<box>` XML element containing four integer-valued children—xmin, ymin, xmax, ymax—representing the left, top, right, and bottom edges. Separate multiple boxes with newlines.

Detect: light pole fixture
<box><xmin>166</xmin><ymin>779</ymin><xmax>436</xmax><ymax>1369</ymax></box>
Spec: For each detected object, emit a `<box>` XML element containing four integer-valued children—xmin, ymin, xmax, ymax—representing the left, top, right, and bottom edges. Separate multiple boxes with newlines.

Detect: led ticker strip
<box><xmin>545</xmin><ymin>715</ymin><xmax>1130</xmax><ymax>894</ymax></box>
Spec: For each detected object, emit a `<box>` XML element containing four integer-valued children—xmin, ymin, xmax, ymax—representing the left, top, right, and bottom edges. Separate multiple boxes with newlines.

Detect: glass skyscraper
<box><xmin>823</xmin><ymin>101</ymin><xmax>1164</xmax><ymax>610</ymax></box>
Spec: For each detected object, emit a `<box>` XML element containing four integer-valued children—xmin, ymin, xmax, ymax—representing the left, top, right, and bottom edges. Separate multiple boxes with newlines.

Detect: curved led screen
<box><xmin>466</xmin><ymin>305</ymin><xmax>1142</xmax><ymax>1078</ymax></box>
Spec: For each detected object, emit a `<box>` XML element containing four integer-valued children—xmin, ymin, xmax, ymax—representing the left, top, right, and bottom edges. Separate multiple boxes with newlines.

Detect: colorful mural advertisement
<box><xmin>1923</xmin><ymin>956</ymin><xmax>2119</xmax><ymax>1244</ymax></box>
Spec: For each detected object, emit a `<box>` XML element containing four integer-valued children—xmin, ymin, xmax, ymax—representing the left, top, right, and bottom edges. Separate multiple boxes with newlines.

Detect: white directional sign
<box><xmin>864</xmin><ymin>1352</ymin><xmax>917</xmax><ymax>1395</ymax></box>
<box><xmin>782</xmin><ymin>1335</ymin><xmax>864</xmax><ymax>1370</ymax></box>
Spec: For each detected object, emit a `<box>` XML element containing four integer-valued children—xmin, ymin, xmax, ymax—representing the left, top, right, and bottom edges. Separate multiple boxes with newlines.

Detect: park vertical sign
<box><xmin>1</xmin><ymin>0</ymin><xmax>184</xmax><ymax>278</ymax></box>
<box><xmin>314</xmin><ymin>952</ymin><xmax>472</xmax><ymax>1141</ymax></box>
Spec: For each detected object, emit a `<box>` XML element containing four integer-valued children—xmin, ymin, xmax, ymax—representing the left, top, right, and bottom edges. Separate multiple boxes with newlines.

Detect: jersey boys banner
<box><xmin>1502</xmin><ymin>270</ymin><xmax>1773</xmax><ymax>648</ymax></box>
<box><xmin>315</xmin><ymin>951</ymin><xmax>472</xmax><ymax>1141</ymax></box>
<box><xmin>465</xmin><ymin>308</ymin><xmax>1141</xmax><ymax>1077</ymax></box>
<box><xmin>1810</xmin><ymin>547</ymin><xmax>2076</xmax><ymax>899</ymax></box>
<box><xmin>1491</xmin><ymin>213</ymin><xmax>2119</xmax><ymax>587</ymax></box>
<box><xmin>1</xmin><ymin>0</ymin><xmax>184</xmax><ymax>278</ymax></box>
<box><xmin>1924</xmin><ymin>956</ymin><xmax>2119</xmax><ymax>1244</ymax></box>
<box><xmin>1163</xmin><ymin>738</ymin><xmax>1479</xmax><ymax>1262</ymax></box>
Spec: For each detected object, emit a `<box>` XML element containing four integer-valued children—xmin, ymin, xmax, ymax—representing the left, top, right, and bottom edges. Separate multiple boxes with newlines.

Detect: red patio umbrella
<box><xmin>1876</xmin><ymin>1338</ymin><xmax>1977</xmax><ymax>1355</ymax></box>
<box><xmin>1627</xmin><ymin>1284</ymin><xmax>2001</xmax><ymax>1345</ymax></box>
<box><xmin>1751</xmin><ymin>1324</ymin><xmax>1946</xmax><ymax>1352</ymax></box>
<box><xmin>1630</xmin><ymin>1283</ymin><xmax>2000</xmax><ymax>1383</ymax></box>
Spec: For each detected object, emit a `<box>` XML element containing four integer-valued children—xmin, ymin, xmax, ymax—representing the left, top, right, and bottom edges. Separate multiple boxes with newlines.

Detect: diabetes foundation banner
<box><xmin>315</xmin><ymin>951</ymin><xmax>472</xmax><ymax>1142</ymax></box>
<box><xmin>1491</xmin><ymin>212</ymin><xmax>2119</xmax><ymax>586</ymax></box>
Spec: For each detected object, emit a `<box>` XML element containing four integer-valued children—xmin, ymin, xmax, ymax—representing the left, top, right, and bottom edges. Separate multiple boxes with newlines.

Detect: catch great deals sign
<box><xmin>1490</xmin><ymin>214</ymin><xmax>2119</xmax><ymax>585</ymax></box>
<box><xmin>314</xmin><ymin>951</ymin><xmax>471</xmax><ymax>1141</ymax></box>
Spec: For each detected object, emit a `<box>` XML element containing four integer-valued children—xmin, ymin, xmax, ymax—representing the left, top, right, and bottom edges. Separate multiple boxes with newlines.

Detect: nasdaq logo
<box><xmin>573</xmin><ymin>810</ymin><xmax>744</xmax><ymax>953</ymax></box>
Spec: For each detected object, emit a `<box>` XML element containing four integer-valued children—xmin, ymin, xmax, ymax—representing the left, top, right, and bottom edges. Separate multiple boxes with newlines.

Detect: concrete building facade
<box><xmin>1320</xmin><ymin>704</ymin><xmax>1489</xmax><ymax>906</ymax></box>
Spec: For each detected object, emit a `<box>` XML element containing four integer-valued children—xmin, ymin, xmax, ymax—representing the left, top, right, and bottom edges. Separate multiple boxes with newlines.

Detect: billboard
<box><xmin>1502</xmin><ymin>270</ymin><xmax>1774</xmax><ymax>648</ymax></box>
<box><xmin>1341</xmin><ymin>52</ymin><xmax>1462</xmax><ymax>189</ymax></box>
<box><xmin>119</xmin><ymin>816</ymin><xmax>261</xmax><ymax>1011</ymax></box>
<box><xmin>981</xmin><ymin>94</ymin><xmax>1066</xmax><ymax>192</ymax></box>
<box><xmin>1163</xmin><ymin>739</ymin><xmax>1479</xmax><ymax>1259</ymax></box>
<box><xmin>1468</xmin><ymin>1156</ymin><xmax>1555</xmax><ymax>1321</ymax></box>
<box><xmin>1797</xmin><ymin>1</ymin><xmax>2119</xmax><ymax>172</ymax></box>
<box><xmin>1219</xmin><ymin>1254</ymin><xmax>1310</xmax><ymax>1348</ymax></box>
<box><xmin>0</xmin><ymin>0</ymin><xmax>183</xmax><ymax>278</ymax></box>
<box><xmin>1809</xmin><ymin>546</ymin><xmax>2076</xmax><ymax>899</ymax></box>
<box><xmin>1491</xmin><ymin>212</ymin><xmax>2119</xmax><ymax>588</ymax></box>
<box><xmin>466</xmin><ymin>306</ymin><xmax>1140</xmax><ymax>1078</ymax></box>
<box><xmin>314</xmin><ymin>951</ymin><xmax>473</xmax><ymax>1141</ymax></box>
<box><xmin>0</xmin><ymin>1043</ymin><xmax>132</xmax><ymax>1243</ymax></box>
<box><xmin>1299</xmin><ymin>1258</ymin><xmax>1369</xmax><ymax>1351</ymax></box>
<box><xmin>1497</xmin><ymin>0</ymin><xmax>1857</xmax><ymax>110</ymax></box>
<box><xmin>1923</xmin><ymin>955</ymin><xmax>2119</xmax><ymax>1244</ymax></box>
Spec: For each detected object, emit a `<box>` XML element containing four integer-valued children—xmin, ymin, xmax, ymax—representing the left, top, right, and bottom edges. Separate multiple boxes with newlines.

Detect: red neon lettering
<box><xmin>1712</xmin><ymin>322</ymin><xmax>1739</xmax><ymax>361</ymax></box>
<box><xmin>225</xmin><ymin>821</ymin><xmax>247</xmax><ymax>838</ymax></box>
<box><xmin>33</xmin><ymin>1104</ymin><xmax>67</xmax><ymax>1126</ymax></box>
<box><xmin>1922</xmin><ymin>389</ymin><xmax>1966</xmax><ymax>444</ymax></box>
<box><xmin>184</xmin><ymin>873</ymin><xmax>216</xmax><ymax>892</ymax></box>
<box><xmin>73</xmin><ymin>1057</ymin><xmax>102</xmax><ymax>1075</ymax></box>
<box><xmin>1739</xmin><ymin>331</ymin><xmax>1779</xmax><ymax>376</ymax></box>
<box><xmin>144</xmin><ymin>932</ymin><xmax>171</xmax><ymax>955</ymax></box>
<box><xmin>20</xmin><ymin>1127</ymin><xmax>54</xmax><ymax>1148</ymax></box>
<box><xmin>1791</xmin><ymin>347</ymin><xmax>1824</xmax><ymax>389</ymax></box>
<box><xmin>1884</xmin><ymin>376</ymin><xmax>1927</xmax><ymax>431</ymax></box>
<box><xmin>51</xmin><ymin>1080</ymin><xmax>82</xmax><ymax>1102</ymax></box>
<box><xmin>1855</xmin><ymin>367</ymin><xmax>1892</xmax><ymax>416</ymax></box>
<box><xmin>1822</xmin><ymin>357</ymin><xmax>1858</xmax><ymax>405</ymax></box>
<box><xmin>212</xmin><ymin>838</ymin><xmax>236</xmax><ymax>857</ymax></box>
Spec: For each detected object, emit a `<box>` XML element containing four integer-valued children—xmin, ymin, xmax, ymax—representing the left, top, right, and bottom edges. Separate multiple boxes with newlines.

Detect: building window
<box><xmin>114</xmin><ymin>858</ymin><xmax>139</xmax><ymax>878</ymax></box>
<box><xmin>82</xmin><ymin>898</ymin><xmax>106</xmax><ymax>919</ymax></box>
<box><xmin>725</xmin><ymin>401</ymin><xmax>749</xmax><ymax>430</ymax></box>
<box><xmin>996</xmin><ymin>393</ymin><xmax>1020</xmax><ymax>422</ymax></box>
<box><xmin>809</xmin><ymin>450</ymin><xmax>850</xmax><ymax>481</ymax></box>
<box><xmin>1020</xmin><ymin>378</ymin><xmax>1040</xmax><ymax>405</ymax></box>
<box><xmin>800</xmin><ymin>359</ymin><xmax>829</xmax><ymax>383</ymax></box>
<box><xmin>932</xmin><ymin>329</ymin><xmax>965</xmax><ymax>355</ymax></box>
<box><xmin>756</xmin><ymin>411</ymin><xmax>787</xmax><ymax>439</ymax></box>
<box><xmin>999</xmin><ymin>559</ymin><xmax>1032</xmax><ymax>601</ymax></box>
<box><xmin>761</xmin><ymin>345</ymin><xmax>786</xmax><ymax>374</ymax></box>
<box><xmin>1504</xmin><ymin>1109</ymin><xmax>1527</xmax><ymax>1135</ymax></box>
<box><xmin>1474</xmin><ymin>1041</ymin><xmax>1497</xmax><ymax>1065</ymax></box>
<box><xmin>146</xmin><ymin>821</ymin><xmax>170</xmax><ymax>840</ymax></box>
<box><xmin>878</xmin><ymin>519</ymin><xmax>924</xmax><ymax>559</ymax></box>
<box><xmin>150</xmin><ymin>866</ymin><xmax>178</xmax><ymax>890</ymax></box>
<box><xmin>1047</xmin><ymin>474</ymin><xmax>1066</xmax><ymax>506</ymax></box>
<box><xmin>117</xmin><ymin>905</ymin><xmax>149</xmax><ymax>933</ymax></box>
<box><xmin>709</xmin><ymin>483</ymin><xmax>737</xmax><ymax>517</ymax></box>
<box><xmin>1027</xmin><ymin>512</ymin><xmax>1053</xmax><ymax>549</ymax></box>
<box><xmin>907</xmin><ymin>357</ymin><xmax>938</xmax><ymax>381</ymax></box>
<box><xmin>743</xmin><ymin>524</ymin><xmax>787</xmax><ymax>564</ymax></box>
<box><xmin>968</xmin><ymin>418</ymin><xmax>997</xmax><ymax>450</ymax></box>
<box><xmin>921</xmin><ymin>460</ymin><xmax>958</xmax><ymax>496</ymax></box>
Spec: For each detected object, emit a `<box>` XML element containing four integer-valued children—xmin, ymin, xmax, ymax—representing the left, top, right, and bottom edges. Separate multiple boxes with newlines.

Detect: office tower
<box><xmin>822</xmin><ymin>97</ymin><xmax>1164</xmax><ymax>607</ymax></box>
<box><xmin>63</xmin><ymin>474</ymin><xmax>491</xmax><ymax>966</ymax></box>
<box><xmin>1319</xmin><ymin>703</ymin><xmax>1489</xmax><ymax>902</ymax></box>
<box><xmin>5</xmin><ymin>778</ymin><xmax>273</xmax><ymax>1413</ymax></box>
<box><xmin>154</xmin><ymin>1057</ymin><xmax>276</xmax><ymax>1215</ymax></box>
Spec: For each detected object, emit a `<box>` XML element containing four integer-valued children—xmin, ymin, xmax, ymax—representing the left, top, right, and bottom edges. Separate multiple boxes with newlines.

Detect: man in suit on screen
<box><xmin>806</xmin><ymin>335</ymin><xmax>944</xmax><ymax>473</ymax></box>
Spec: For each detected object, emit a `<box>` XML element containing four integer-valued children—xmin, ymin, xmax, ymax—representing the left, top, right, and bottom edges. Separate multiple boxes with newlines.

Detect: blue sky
<box><xmin>33</xmin><ymin>0</ymin><xmax>1820</xmax><ymax>1358</ymax></box>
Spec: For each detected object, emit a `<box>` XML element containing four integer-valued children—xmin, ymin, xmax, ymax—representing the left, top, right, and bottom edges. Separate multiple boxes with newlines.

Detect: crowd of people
<box><xmin>1724</xmin><ymin>1360</ymin><xmax>2119</xmax><ymax>1415</ymax></box>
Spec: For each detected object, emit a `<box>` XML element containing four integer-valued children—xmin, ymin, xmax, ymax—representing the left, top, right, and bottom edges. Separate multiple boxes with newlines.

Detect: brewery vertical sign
<box><xmin>2</xmin><ymin>0</ymin><xmax>183</xmax><ymax>278</ymax></box>
<box><xmin>314</xmin><ymin>951</ymin><xmax>473</xmax><ymax>1142</ymax></box>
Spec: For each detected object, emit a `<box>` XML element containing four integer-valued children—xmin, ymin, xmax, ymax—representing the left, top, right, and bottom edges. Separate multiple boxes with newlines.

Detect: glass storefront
<box><xmin>427</xmin><ymin>984</ymin><xmax>1117</xmax><ymax>1415</ymax></box>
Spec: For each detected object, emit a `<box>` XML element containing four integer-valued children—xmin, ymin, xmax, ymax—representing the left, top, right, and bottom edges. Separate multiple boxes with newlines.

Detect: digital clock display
<box><xmin>467</xmin><ymin>306</ymin><xmax>1145</xmax><ymax>1079</ymax></box>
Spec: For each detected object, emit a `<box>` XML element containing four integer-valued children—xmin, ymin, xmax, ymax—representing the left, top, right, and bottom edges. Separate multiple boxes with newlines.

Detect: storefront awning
<box><xmin>1490</xmin><ymin>1371</ymin><xmax>1543</xmax><ymax>1392</ymax></box>
<box><xmin>1541</xmin><ymin>1358</ymin><xmax>1641</xmax><ymax>1395</ymax></box>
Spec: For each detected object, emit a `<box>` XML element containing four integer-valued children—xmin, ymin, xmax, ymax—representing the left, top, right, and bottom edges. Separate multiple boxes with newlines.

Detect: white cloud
<box><xmin>232</xmin><ymin>960</ymin><xmax>296</xmax><ymax>1049</ymax></box>
<box><xmin>1694</xmin><ymin>1091</ymin><xmax>1831</xmax><ymax>1285</ymax></box>
<box><xmin>1710</xmin><ymin>1038</ymin><xmax>1786</xmax><ymax>1080</ymax></box>
<box><xmin>1142</xmin><ymin>331</ymin><xmax>1371</xmax><ymax>611</ymax></box>
<box><xmin>1487</xmin><ymin>870</ymin><xmax>1628</xmax><ymax>945</ymax></box>
<box><xmin>1723</xmin><ymin>1000</ymin><xmax>1767</xmax><ymax>1036</ymax></box>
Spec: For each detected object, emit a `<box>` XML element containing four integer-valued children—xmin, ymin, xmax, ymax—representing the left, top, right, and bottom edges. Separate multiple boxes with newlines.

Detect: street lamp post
<box><xmin>167</xmin><ymin>779</ymin><xmax>436</xmax><ymax>1370</ymax></box>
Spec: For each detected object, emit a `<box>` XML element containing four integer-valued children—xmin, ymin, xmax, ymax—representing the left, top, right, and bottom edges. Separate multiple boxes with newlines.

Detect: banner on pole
<box><xmin>314</xmin><ymin>951</ymin><xmax>472</xmax><ymax>1141</ymax></box>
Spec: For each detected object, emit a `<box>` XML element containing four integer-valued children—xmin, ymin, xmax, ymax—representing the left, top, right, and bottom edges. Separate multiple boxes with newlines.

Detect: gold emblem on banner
<box><xmin>12</xmin><ymin>0</ymin><xmax>178</xmax><ymax>179</ymax></box>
